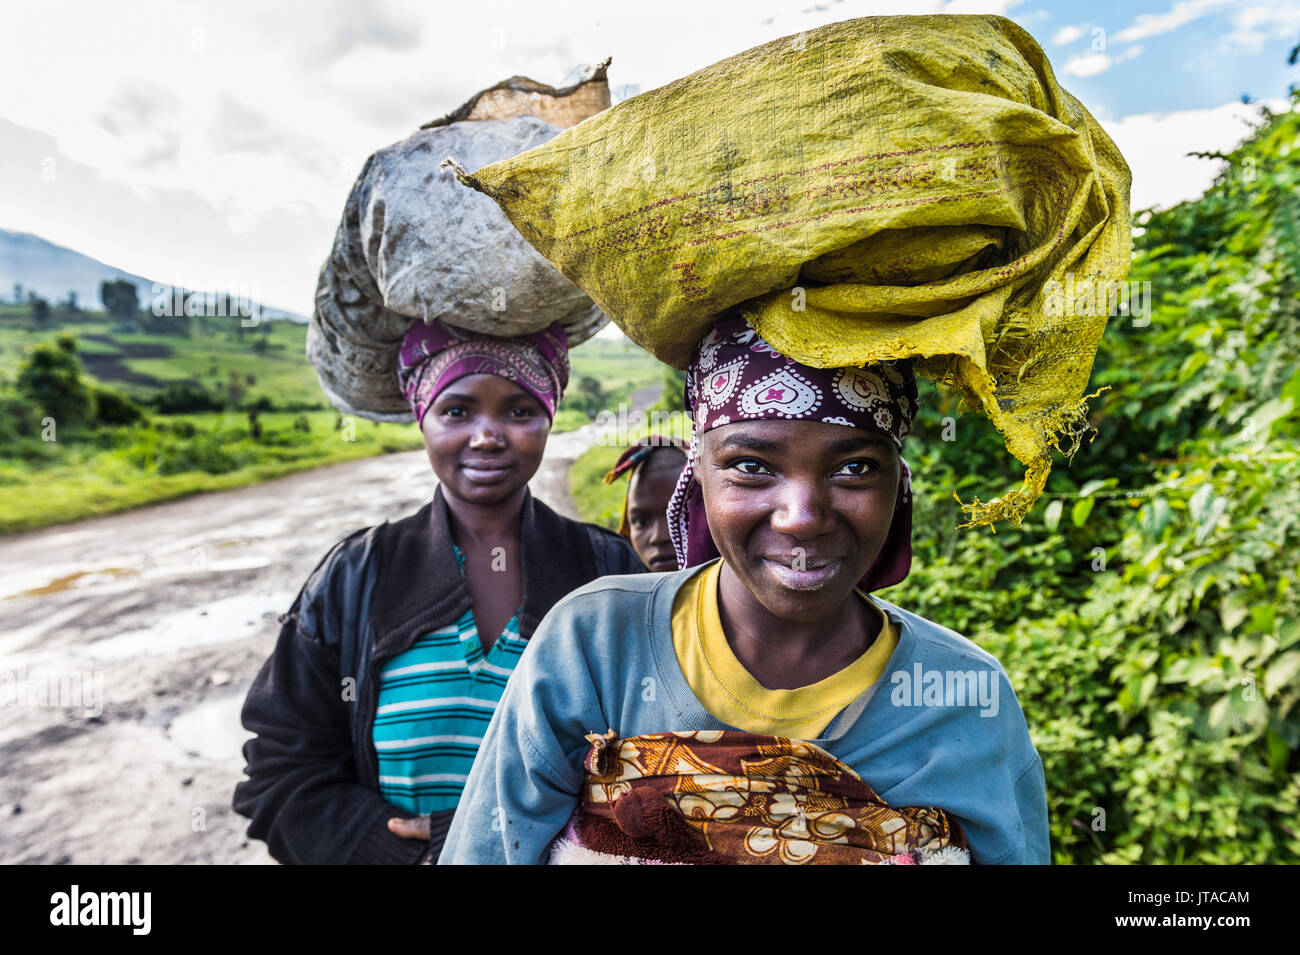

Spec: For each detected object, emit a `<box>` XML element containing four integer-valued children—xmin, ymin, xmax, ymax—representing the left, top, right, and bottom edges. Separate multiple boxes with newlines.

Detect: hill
<box><xmin>0</xmin><ymin>229</ymin><xmax>305</xmax><ymax>321</ymax></box>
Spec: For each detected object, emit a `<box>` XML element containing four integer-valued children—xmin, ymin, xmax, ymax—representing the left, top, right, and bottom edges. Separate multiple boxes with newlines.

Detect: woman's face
<box><xmin>420</xmin><ymin>373</ymin><xmax>551</xmax><ymax>506</ymax></box>
<box><xmin>696</xmin><ymin>418</ymin><xmax>899</xmax><ymax>623</ymax></box>
<box><xmin>626</xmin><ymin>451</ymin><xmax>686</xmax><ymax>572</ymax></box>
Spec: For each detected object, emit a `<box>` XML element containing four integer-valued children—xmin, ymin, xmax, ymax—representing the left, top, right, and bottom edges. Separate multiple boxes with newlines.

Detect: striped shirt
<box><xmin>374</xmin><ymin>545</ymin><xmax>525</xmax><ymax>814</ymax></box>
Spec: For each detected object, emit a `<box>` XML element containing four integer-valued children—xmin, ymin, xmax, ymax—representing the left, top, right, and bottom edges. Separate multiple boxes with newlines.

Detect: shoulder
<box><xmin>871</xmin><ymin>596</ymin><xmax>1008</xmax><ymax>674</ymax></box>
<box><xmin>526</xmin><ymin>570</ymin><xmax>677</xmax><ymax>658</ymax></box>
<box><xmin>870</xmin><ymin>596</ymin><xmax>1032</xmax><ymax>735</ymax></box>
<box><xmin>583</xmin><ymin>523</ymin><xmax>643</xmax><ymax>574</ymax></box>
<box><xmin>533</xmin><ymin>497</ymin><xmax>642</xmax><ymax>574</ymax></box>
<box><xmin>290</xmin><ymin>521</ymin><xmax>386</xmax><ymax>641</ymax></box>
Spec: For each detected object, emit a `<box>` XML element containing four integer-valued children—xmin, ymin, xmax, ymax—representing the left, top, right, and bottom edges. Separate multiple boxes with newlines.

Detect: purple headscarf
<box><xmin>396</xmin><ymin>319</ymin><xmax>570</xmax><ymax>427</ymax></box>
<box><xmin>666</xmin><ymin>316</ymin><xmax>919</xmax><ymax>592</ymax></box>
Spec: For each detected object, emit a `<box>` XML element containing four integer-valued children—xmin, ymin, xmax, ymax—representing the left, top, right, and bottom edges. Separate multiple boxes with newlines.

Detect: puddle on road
<box><xmin>84</xmin><ymin>589</ymin><xmax>295</xmax><ymax>659</ymax></box>
<box><xmin>4</xmin><ymin>553</ymin><xmax>273</xmax><ymax>601</ymax></box>
<box><xmin>4</xmin><ymin>567</ymin><xmax>139</xmax><ymax>600</ymax></box>
<box><xmin>166</xmin><ymin>693</ymin><xmax>252</xmax><ymax>761</ymax></box>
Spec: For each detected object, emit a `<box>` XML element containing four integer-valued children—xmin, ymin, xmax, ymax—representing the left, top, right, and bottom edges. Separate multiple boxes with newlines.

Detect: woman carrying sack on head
<box><xmin>232</xmin><ymin>318</ymin><xmax>643</xmax><ymax>864</ymax></box>
<box><xmin>438</xmin><ymin>316</ymin><xmax>1048</xmax><ymax>865</ymax></box>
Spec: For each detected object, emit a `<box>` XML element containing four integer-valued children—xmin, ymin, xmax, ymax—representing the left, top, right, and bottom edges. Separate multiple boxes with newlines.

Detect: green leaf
<box><xmin>1079</xmin><ymin>478</ymin><xmax>1111</xmax><ymax>497</ymax></box>
<box><xmin>1163</xmin><ymin>656</ymin><xmax>1221</xmax><ymax>686</ymax></box>
<box><xmin>1246</xmin><ymin>396</ymin><xmax>1296</xmax><ymax>444</ymax></box>
<box><xmin>1249</xmin><ymin>604</ymin><xmax>1275</xmax><ymax>635</ymax></box>
<box><xmin>1142</xmin><ymin>497</ymin><xmax>1172</xmax><ymax>537</ymax></box>
<box><xmin>1279</xmin><ymin>616</ymin><xmax>1300</xmax><ymax>650</ymax></box>
<box><xmin>1071</xmin><ymin>496</ymin><xmax>1095</xmax><ymax>528</ymax></box>
<box><xmin>1220</xmin><ymin>591</ymin><xmax>1251</xmax><ymax>633</ymax></box>
<box><xmin>1280</xmin><ymin>367</ymin><xmax>1300</xmax><ymax>404</ymax></box>
<box><xmin>1189</xmin><ymin>484</ymin><xmax>1215</xmax><ymax>524</ymax></box>
<box><xmin>1264</xmin><ymin>651</ymin><xmax>1300</xmax><ymax>699</ymax></box>
<box><xmin>1043</xmin><ymin>498</ymin><xmax>1063</xmax><ymax>532</ymax></box>
<box><xmin>1266</xmin><ymin>728</ymin><xmax>1290</xmax><ymax>776</ymax></box>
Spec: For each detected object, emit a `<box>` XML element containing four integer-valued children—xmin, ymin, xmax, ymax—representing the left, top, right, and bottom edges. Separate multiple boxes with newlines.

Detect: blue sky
<box><xmin>1</xmin><ymin>0</ymin><xmax>1297</xmax><ymax>313</ymax></box>
<box><xmin>1016</xmin><ymin>0</ymin><xmax>1300</xmax><ymax>117</ymax></box>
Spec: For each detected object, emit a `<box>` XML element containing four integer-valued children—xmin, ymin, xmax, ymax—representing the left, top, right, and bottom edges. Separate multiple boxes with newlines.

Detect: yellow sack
<box><xmin>447</xmin><ymin>15</ymin><xmax>1132</xmax><ymax>528</ymax></box>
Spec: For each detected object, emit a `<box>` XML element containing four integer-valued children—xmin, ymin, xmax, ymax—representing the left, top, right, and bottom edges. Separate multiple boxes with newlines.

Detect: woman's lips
<box><xmin>461</xmin><ymin>461</ymin><xmax>513</xmax><ymax>483</ymax></box>
<box><xmin>761</xmin><ymin>556</ymin><xmax>842</xmax><ymax>591</ymax></box>
<box><xmin>647</xmin><ymin>554</ymin><xmax>678</xmax><ymax>571</ymax></box>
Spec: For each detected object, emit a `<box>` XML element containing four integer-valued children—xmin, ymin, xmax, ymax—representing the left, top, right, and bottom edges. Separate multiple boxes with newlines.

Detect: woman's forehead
<box><xmin>434</xmin><ymin>372</ymin><xmax>538</xmax><ymax>403</ymax></box>
<box><xmin>701</xmin><ymin>419</ymin><xmax>897</xmax><ymax>456</ymax></box>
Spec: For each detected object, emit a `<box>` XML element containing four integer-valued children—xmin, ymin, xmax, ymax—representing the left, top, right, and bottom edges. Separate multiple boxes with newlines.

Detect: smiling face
<box><xmin>420</xmin><ymin>373</ymin><xmax>551</xmax><ymax>506</ymax></box>
<box><xmin>695</xmin><ymin>418</ymin><xmax>899</xmax><ymax>624</ymax></box>
<box><xmin>626</xmin><ymin>447</ymin><xmax>687</xmax><ymax>573</ymax></box>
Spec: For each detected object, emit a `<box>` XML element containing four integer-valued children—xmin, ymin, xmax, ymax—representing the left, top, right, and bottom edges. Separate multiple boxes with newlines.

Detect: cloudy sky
<box><xmin>1</xmin><ymin>0</ymin><xmax>1297</xmax><ymax>313</ymax></box>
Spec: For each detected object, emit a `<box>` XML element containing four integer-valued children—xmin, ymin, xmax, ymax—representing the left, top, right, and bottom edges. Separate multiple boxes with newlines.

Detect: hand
<box><xmin>388</xmin><ymin>814</ymin><xmax>432</xmax><ymax>840</ymax></box>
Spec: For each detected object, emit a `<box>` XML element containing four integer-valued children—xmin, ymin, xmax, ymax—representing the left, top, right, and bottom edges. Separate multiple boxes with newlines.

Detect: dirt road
<box><xmin>0</xmin><ymin>397</ymin><xmax>649</xmax><ymax>864</ymax></box>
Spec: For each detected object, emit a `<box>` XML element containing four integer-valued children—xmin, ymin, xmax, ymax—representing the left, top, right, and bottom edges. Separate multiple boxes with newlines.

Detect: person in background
<box><xmin>602</xmin><ymin>438</ymin><xmax>688</xmax><ymax>572</ymax></box>
<box><xmin>232</xmin><ymin>319</ymin><xmax>642</xmax><ymax>864</ymax></box>
<box><xmin>437</xmin><ymin>315</ymin><xmax>1049</xmax><ymax>865</ymax></box>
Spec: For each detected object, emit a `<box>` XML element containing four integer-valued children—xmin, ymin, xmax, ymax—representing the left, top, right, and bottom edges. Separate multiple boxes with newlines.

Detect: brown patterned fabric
<box><xmin>568</xmin><ymin>730</ymin><xmax>967</xmax><ymax>865</ymax></box>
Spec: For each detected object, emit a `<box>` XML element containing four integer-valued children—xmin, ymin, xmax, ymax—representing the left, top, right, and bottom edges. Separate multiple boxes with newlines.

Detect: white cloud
<box><xmin>1220</xmin><ymin>2</ymin><xmax>1300</xmax><ymax>52</ymax></box>
<box><xmin>1063</xmin><ymin>51</ymin><xmax>1112</xmax><ymax>77</ymax></box>
<box><xmin>0</xmin><ymin>0</ymin><xmax>950</xmax><ymax>312</ymax></box>
<box><xmin>1112</xmin><ymin>0</ymin><xmax>1236</xmax><ymax>45</ymax></box>
<box><xmin>1102</xmin><ymin>97</ymin><xmax>1293</xmax><ymax>212</ymax></box>
<box><xmin>1062</xmin><ymin>44</ymin><xmax>1143</xmax><ymax>77</ymax></box>
<box><xmin>1052</xmin><ymin>24</ymin><xmax>1087</xmax><ymax>45</ymax></box>
<box><xmin>0</xmin><ymin>0</ymin><xmax>1291</xmax><ymax>314</ymax></box>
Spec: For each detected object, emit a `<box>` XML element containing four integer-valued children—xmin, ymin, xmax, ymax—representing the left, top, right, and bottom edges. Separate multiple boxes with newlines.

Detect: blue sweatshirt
<box><xmin>439</xmin><ymin>561</ymin><xmax>1050</xmax><ymax>864</ymax></box>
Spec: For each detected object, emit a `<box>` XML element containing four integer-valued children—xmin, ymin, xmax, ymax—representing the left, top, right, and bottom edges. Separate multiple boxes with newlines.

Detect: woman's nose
<box><xmin>468</xmin><ymin>418</ymin><xmax>506</xmax><ymax>449</ymax></box>
<box><xmin>769</xmin><ymin>481</ymin><xmax>832</xmax><ymax>539</ymax></box>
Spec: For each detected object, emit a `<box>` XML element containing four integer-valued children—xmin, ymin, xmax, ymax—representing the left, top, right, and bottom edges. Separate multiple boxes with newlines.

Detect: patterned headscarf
<box><xmin>667</xmin><ymin>315</ymin><xmax>919</xmax><ymax>591</ymax></box>
<box><xmin>397</xmin><ymin>319</ymin><xmax>570</xmax><ymax>427</ymax></box>
<box><xmin>601</xmin><ymin>436</ymin><xmax>689</xmax><ymax>537</ymax></box>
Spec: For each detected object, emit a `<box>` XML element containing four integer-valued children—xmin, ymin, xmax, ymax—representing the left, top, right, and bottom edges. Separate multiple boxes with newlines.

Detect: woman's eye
<box><xmin>732</xmin><ymin>458</ymin><xmax>770</xmax><ymax>476</ymax></box>
<box><xmin>509</xmin><ymin>406</ymin><xmax>535</xmax><ymax>418</ymax></box>
<box><xmin>440</xmin><ymin>406</ymin><xmax>466</xmax><ymax>418</ymax></box>
<box><xmin>835</xmin><ymin>459</ymin><xmax>877</xmax><ymax>476</ymax></box>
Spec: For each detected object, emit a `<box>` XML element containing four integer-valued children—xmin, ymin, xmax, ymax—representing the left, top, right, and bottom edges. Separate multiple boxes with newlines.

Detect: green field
<box><xmin>0</xmin><ymin>307</ymin><xmax>665</xmax><ymax>532</ymax></box>
<box><xmin>0</xmin><ymin>410</ymin><xmax>426</xmax><ymax>534</ymax></box>
<box><xmin>0</xmin><ymin>308</ymin><xmax>664</xmax><ymax>425</ymax></box>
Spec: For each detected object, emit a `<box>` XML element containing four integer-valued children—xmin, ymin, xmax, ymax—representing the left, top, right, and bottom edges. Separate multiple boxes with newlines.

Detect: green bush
<box><xmin>15</xmin><ymin>334</ymin><xmax>94</xmax><ymax>430</ymax></box>
<box><xmin>151</xmin><ymin>380</ymin><xmax>223</xmax><ymax>414</ymax></box>
<box><xmin>90</xmin><ymin>385</ymin><xmax>145</xmax><ymax>426</ymax></box>
<box><xmin>974</xmin><ymin>447</ymin><xmax>1300</xmax><ymax>864</ymax></box>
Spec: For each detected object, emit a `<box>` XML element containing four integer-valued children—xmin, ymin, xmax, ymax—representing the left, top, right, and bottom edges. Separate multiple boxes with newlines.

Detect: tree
<box><xmin>15</xmin><ymin>333</ymin><xmax>93</xmax><ymax>429</ymax></box>
<box><xmin>566</xmin><ymin>375</ymin><xmax>606</xmax><ymax>417</ymax></box>
<box><xmin>90</xmin><ymin>385</ymin><xmax>144</xmax><ymax>426</ymax></box>
<box><xmin>99</xmin><ymin>279</ymin><xmax>140</xmax><ymax>322</ymax></box>
<box><xmin>64</xmin><ymin>289</ymin><xmax>79</xmax><ymax>314</ymax></box>
<box><xmin>31</xmin><ymin>296</ymin><xmax>51</xmax><ymax>328</ymax></box>
<box><xmin>224</xmin><ymin>368</ymin><xmax>247</xmax><ymax>409</ymax></box>
<box><xmin>12</xmin><ymin>282</ymin><xmax>22</xmax><ymax>305</ymax></box>
<box><xmin>653</xmin><ymin>364</ymin><xmax>687</xmax><ymax>413</ymax></box>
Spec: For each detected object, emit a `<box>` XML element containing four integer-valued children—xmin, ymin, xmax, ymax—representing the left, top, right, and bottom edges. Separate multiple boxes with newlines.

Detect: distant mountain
<box><xmin>0</xmin><ymin>229</ymin><xmax>307</xmax><ymax>322</ymax></box>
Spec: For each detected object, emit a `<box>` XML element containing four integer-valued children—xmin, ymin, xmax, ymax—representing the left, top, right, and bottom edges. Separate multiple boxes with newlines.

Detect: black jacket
<box><xmin>232</xmin><ymin>484</ymin><xmax>643</xmax><ymax>864</ymax></box>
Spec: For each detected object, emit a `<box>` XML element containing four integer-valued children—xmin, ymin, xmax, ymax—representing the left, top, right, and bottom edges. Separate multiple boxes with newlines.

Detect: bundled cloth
<box><xmin>446</xmin><ymin>16</ymin><xmax>1133</xmax><ymax>527</ymax></box>
<box><xmin>308</xmin><ymin>65</ymin><xmax>613</xmax><ymax>422</ymax></box>
<box><xmin>548</xmin><ymin>730</ymin><xmax>969</xmax><ymax>865</ymax></box>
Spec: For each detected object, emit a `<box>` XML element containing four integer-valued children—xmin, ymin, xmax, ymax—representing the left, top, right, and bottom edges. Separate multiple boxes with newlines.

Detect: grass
<box><xmin>0</xmin><ymin>410</ymin><xmax>424</xmax><ymax>534</ymax></box>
